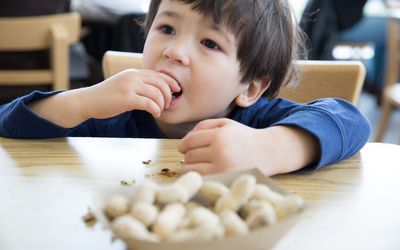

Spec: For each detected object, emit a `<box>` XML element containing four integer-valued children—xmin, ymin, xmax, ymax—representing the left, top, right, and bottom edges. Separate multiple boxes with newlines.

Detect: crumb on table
<box><xmin>82</xmin><ymin>207</ymin><xmax>97</xmax><ymax>227</ymax></box>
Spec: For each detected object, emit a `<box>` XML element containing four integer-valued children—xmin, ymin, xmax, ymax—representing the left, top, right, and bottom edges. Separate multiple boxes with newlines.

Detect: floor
<box><xmin>357</xmin><ymin>90</ymin><xmax>400</xmax><ymax>144</ymax></box>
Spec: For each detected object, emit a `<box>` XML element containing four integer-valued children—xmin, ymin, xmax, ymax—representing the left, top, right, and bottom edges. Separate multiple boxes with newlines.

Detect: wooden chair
<box><xmin>102</xmin><ymin>51</ymin><xmax>143</xmax><ymax>79</ymax></box>
<box><xmin>280</xmin><ymin>60</ymin><xmax>365</xmax><ymax>104</ymax></box>
<box><xmin>0</xmin><ymin>12</ymin><xmax>81</xmax><ymax>90</ymax></box>
<box><xmin>102</xmin><ymin>51</ymin><xmax>365</xmax><ymax>104</ymax></box>
<box><xmin>374</xmin><ymin>17</ymin><xmax>400</xmax><ymax>142</ymax></box>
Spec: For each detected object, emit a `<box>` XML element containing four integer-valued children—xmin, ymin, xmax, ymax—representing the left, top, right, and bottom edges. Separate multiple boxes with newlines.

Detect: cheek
<box><xmin>142</xmin><ymin>45</ymin><xmax>154</xmax><ymax>69</ymax></box>
<box><xmin>191</xmin><ymin>70</ymin><xmax>242</xmax><ymax>103</ymax></box>
<box><xmin>196</xmin><ymin>61</ymin><xmax>242</xmax><ymax>93</ymax></box>
<box><xmin>142</xmin><ymin>35</ymin><xmax>161</xmax><ymax>69</ymax></box>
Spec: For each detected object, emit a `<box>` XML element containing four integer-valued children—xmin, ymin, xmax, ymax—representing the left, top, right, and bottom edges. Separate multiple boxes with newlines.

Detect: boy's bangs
<box><xmin>145</xmin><ymin>0</ymin><xmax>236</xmax><ymax>33</ymax></box>
<box><xmin>176</xmin><ymin>0</ymin><xmax>224</xmax><ymax>24</ymax></box>
<box><xmin>176</xmin><ymin>0</ymin><xmax>246</xmax><ymax>34</ymax></box>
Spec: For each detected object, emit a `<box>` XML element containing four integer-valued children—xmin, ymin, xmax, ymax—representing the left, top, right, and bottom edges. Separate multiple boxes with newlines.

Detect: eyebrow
<box><xmin>156</xmin><ymin>10</ymin><xmax>183</xmax><ymax>21</ymax></box>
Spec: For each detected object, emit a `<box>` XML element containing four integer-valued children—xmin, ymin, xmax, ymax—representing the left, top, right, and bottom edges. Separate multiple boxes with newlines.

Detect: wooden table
<box><xmin>0</xmin><ymin>137</ymin><xmax>399</xmax><ymax>250</ymax></box>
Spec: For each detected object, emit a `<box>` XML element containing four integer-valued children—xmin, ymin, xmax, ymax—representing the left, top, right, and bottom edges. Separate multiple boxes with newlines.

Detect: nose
<box><xmin>162</xmin><ymin>40</ymin><xmax>190</xmax><ymax>65</ymax></box>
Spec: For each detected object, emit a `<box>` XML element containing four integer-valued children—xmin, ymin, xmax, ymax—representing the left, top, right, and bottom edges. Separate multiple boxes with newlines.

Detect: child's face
<box><xmin>142</xmin><ymin>0</ymin><xmax>246</xmax><ymax>124</ymax></box>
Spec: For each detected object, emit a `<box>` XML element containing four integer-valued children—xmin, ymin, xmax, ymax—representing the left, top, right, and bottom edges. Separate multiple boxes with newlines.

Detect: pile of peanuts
<box><xmin>104</xmin><ymin>171</ymin><xmax>304</xmax><ymax>243</ymax></box>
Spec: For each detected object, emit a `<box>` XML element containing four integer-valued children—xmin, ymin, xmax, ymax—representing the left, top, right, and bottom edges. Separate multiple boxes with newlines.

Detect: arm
<box><xmin>29</xmin><ymin>69</ymin><xmax>180</xmax><ymax>128</ymax></box>
<box><xmin>0</xmin><ymin>69</ymin><xmax>179</xmax><ymax>138</ymax></box>
<box><xmin>178</xmin><ymin>98</ymin><xmax>371</xmax><ymax>176</ymax></box>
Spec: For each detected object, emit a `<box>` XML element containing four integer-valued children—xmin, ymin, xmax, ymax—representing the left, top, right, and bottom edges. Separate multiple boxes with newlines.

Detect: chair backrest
<box><xmin>102</xmin><ymin>51</ymin><xmax>143</xmax><ymax>79</ymax></box>
<box><xmin>383</xmin><ymin>17</ymin><xmax>400</xmax><ymax>91</ymax></box>
<box><xmin>280</xmin><ymin>60</ymin><xmax>365</xmax><ymax>104</ymax></box>
<box><xmin>102</xmin><ymin>51</ymin><xmax>365</xmax><ymax>104</ymax></box>
<box><xmin>0</xmin><ymin>12</ymin><xmax>81</xmax><ymax>90</ymax></box>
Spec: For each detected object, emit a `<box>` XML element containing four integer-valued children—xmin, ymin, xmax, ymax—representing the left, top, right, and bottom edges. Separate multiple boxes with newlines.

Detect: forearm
<box><xmin>28</xmin><ymin>88</ymin><xmax>89</xmax><ymax>128</ymax></box>
<box><xmin>257</xmin><ymin>125</ymin><xmax>320</xmax><ymax>176</ymax></box>
<box><xmin>270</xmin><ymin>99</ymin><xmax>370</xmax><ymax>169</ymax></box>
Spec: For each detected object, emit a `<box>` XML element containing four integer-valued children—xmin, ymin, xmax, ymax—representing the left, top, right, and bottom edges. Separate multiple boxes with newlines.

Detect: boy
<box><xmin>0</xmin><ymin>0</ymin><xmax>370</xmax><ymax>176</ymax></box>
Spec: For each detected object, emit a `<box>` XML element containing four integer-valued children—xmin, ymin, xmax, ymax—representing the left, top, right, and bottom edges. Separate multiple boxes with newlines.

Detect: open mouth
<box><xmin>172</xmin><ymin>89</ymin><xmax>183</xmax><ymax>98</ymax></box>
<box><xmin>168</xmin><ymin>88</ymin><xmax>182</xmax><ymax>109</ymax></box>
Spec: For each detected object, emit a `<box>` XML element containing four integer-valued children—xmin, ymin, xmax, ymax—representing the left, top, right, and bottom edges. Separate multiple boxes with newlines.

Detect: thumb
<box><xmin>191</xmin><ymin>118</ymin><xmax>230</xmax><ymax>132</ymax></box>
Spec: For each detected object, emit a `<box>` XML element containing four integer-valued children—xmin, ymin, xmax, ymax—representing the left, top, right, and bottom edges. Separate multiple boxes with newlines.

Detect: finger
<box><xmin>142</xmin><ymin>71</ymin><xmax>180</xmax><ymax>94</ymax></box>
<box><xmin>145</xmin><ymin>71</ymin><xmax>181</xmax><ymax>95</ymax></box>
<box><xmin>136</xmin><ymin>83</ymin><xmax>166</xmax><ymax>110</ymax></box>
<box><xmin>125</xmin><ymin>69</ymin><xmax>179</xmax><ymax>95</ymax></box>
<box><xmin>138</xmin><ymin>72</ymin><xmax>175</xmax><ymax>109</ymax></box>
<box><xmin>144</xmin><ymin>78</ymin><xmax>173</xmax><ymax>109</ymax></box>
<box><xmin>183</xmin><ymin>146</ymin><xmax>213</xmax><ymax>164</ymax></box>
<box><xmin>178</xmin><ymin>129</ymin><xmax>213</xmax><ymax>153</ymax></box>
<box><xmin>158</xmin><ymin>72</ymin><xmax>181</xmax><ymax>93</ymax></box>
<box><xmin>191</xmin><ymin>118</ymin><xmax>230</xmax><ymax>132</ymax></box>
<box><xmin>131</xmin><ymin>95</ymin><xmax>162</xmax><ymax>117</ymax></box>
<box><xmin>182</xmin><ymin>162</ymin><xmax>214</xmax><ymax>175</ymax></box>
<box><xmin>156</xmin><ymin>73</ymin><xmax>181</xmax><ymax>109</ymax></box>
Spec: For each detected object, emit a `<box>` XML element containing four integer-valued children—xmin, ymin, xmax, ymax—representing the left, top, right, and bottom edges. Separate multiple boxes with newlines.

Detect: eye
<box><xmin>159</xmin><ymin>25</ymin><xmax>175</xmax><ymax>35</ymax></box>
<box><xmin>201</xmin><ymin>39</ymin><xmax>221</xmax><ymax>50</ymax></box>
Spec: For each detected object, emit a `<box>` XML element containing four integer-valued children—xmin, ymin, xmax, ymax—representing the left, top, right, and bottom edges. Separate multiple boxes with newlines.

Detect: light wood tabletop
<box><xmin>0</xmin><ymin>137</ymin><xmax>399</xmax><ymax>250</ymax></box>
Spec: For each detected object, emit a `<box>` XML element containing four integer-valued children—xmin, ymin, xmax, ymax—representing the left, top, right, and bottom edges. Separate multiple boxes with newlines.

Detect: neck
<box><xmin>155</xmin><ymin>120</ymin><xmax>197</xmax><ymax>139</ymax></box>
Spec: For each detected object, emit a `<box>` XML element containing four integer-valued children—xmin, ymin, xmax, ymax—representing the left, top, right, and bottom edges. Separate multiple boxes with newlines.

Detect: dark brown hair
<box><xmin>144</xmin><ymin>0</ymin><xmax>305</xmax><ymax>98</ymax></box>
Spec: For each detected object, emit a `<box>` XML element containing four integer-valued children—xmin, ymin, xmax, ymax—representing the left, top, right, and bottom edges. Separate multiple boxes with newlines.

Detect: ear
<box><xmin>235</xmin><ymin>77</ymin><xmax>271</xmax><ymax>107</ymax></box>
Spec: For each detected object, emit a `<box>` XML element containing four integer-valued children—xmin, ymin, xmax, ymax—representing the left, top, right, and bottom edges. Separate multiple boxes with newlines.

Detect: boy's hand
<box><xmin>84</xmin><ymin>69</ymin><xmax>180</xmax><ymax>119</ymax></box>
<box><xmin>178</xmin><ymin>118</ymin><xmax>262</xmax><ymax>175</ymax></box>
<box><xmin>178</xmin><ymin>118</ymin><xmax>320</xmax><ymax>176</ymax></box>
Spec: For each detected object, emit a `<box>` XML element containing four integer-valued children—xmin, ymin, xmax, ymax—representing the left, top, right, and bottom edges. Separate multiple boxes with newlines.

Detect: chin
<box><xmin>158</xmin><ymin>112</ymin><xmax>198</xmax><ymax>125</ymax></box>
<box><xmin>157</xmin><ymin>112</ymin><xmax>184</xmax><ymax>124</ymax></box>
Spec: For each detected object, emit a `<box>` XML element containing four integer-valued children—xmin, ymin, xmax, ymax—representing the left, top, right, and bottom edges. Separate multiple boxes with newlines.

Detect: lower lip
<box><xmin>166</xmin><ymin>95</ymin><xmax>181</xmax><ymax>110</ymax></box>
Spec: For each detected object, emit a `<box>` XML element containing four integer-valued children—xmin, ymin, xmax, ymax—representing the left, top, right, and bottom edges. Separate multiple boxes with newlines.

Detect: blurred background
<box><xmin>0</xmin><ymin>0</ymin><xmax>399</xmax><ymax>143</ymax></box>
